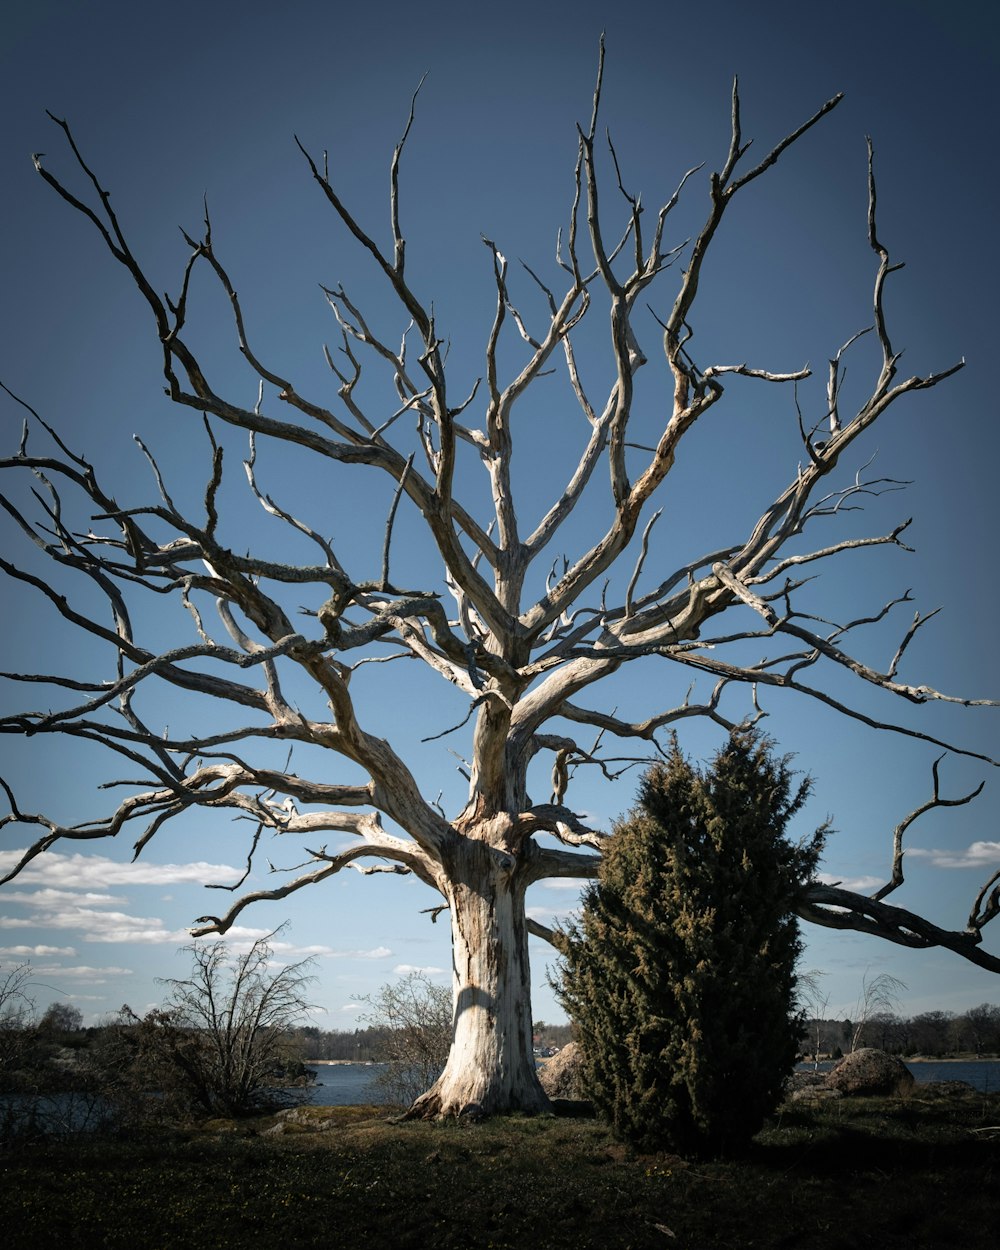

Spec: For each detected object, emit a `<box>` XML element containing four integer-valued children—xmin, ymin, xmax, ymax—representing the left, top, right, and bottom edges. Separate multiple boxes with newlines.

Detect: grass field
<box><xmin>2</xmin><ymin>1087</ymin><xmax>997</xmax><ymax>1249</ymax></box>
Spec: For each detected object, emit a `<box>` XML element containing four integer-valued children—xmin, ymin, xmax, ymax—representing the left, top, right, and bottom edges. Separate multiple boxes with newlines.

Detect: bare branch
<box><xmin>871</xmin><ymin>756</ymin><xmax>985</xmax><ymax>901</ymax></box>
<box><xmin>799</xmin><ymin>883</ymin><xmax>1000</xmax><ymax>974</ymax></box>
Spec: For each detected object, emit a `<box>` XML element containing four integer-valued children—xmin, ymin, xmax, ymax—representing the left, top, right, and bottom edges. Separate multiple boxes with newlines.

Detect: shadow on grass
<box><xmin>1</xmin><ymin>1092</ymin><xmax>997</xmax><ymax>1250</ymax></box>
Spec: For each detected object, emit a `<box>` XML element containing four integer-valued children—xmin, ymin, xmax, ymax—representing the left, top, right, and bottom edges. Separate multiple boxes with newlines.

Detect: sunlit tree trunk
<box><xmin>408</xmin><ymin>840</ymin><xmax>549</xmax><ymax>1118</ymax></box>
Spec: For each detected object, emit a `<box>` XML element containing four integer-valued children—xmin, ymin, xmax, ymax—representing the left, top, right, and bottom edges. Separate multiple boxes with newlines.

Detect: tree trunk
<box><xmin>406</xmin><ymin>841</ymin><xmax>550</xmax><ymax>1118</ymax></box>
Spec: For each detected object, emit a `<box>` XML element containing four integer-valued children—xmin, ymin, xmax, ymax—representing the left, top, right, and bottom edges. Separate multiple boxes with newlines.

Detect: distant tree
<box><xmin>858</xmin><ymin>1010</ymin><xmax>906</xmax><ymax>1053</ymax></box>
<box><xmin>39</xmin><ymin>1002</ymin><xmax>83</xmax><ymax>1035</ymax></box>
<box><xmin>557</xmin><ymin>729</ymin><xmax>825</xmax><ymax>1157</ymax></box>
<box><xmin>533</xmin><ymin>1020</ymin><xmax>574</xmax><ymax>1051</ymax></box>
<box><xmin>909</xmin><ymin>1010</ymin><xmax>955</xmax><ymax>1057</ymax></box>
<box><xmin>958</xmin><ymin>1003</ymin><xmax>1000</xmax><ymax>1056</ymax></box>
<box><xmin>359</xmin><ymin>972</ymin><xmax>452</xmax><ymax>1107</ymax></box>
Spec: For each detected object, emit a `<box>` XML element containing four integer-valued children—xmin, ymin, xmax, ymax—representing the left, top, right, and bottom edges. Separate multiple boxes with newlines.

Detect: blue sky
<box><xmin>1</xmin><ymin>0</ymin><xmax>998</xmax><ymax>1029</ymax></box>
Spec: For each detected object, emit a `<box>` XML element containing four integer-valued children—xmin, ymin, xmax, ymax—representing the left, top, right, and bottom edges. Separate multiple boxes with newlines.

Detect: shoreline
<box><xmin>801</xmin><ymin>1055</ymin><xmax>1000</xmax><ymax>1065</ymax></box>
<box><xmin>305</xmin><ymin>1059</ymin><xmax>380</xmax><ymax>1066</ymax></box>
<box><xmin>907</xmin><ymin>1055</ymin><xmax>1000</xmax><ymax>1064</ymax></box>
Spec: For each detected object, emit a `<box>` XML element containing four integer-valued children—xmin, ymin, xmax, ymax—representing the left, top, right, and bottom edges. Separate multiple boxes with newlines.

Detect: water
<box><xmin>304</xmin><ymin>1060</ymin><xmax>1000</xmax><ymax>1106</ymax></box>
<box><xmin>795</xmin><ymin>1059</ymin><xmax>1000</xmax><ymax>1092</ymax></box>
<box><xmin>304</xmin><ymin>1063</ymin><xmax>387</xmax><ymax>1106</ymax></box>
<box><xmin>7</xmin><ymin>1060</ymin><xmax>995</xmax><ymax>1132</ymax></box>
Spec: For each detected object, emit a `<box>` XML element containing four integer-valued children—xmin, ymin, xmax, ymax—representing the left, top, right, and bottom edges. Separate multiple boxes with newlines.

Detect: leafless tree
<box><xmin>150</xmin><ymin>930</ymin><xmax>315</xmax><ymax>1117</ymax></box>
<box><xmin>850</xmin><ymin>970</ymin><xmax>907</xmax><ymax>1051</ymax></box>
<box><xmin>957</xmin><ymin>1003</ymin><xmax>1000</xmax><ymax>1056</ymax></box>
<box><xmin>909</xmin><ymin>1010</ymin><xmax>956</xmax><ymax>1057</ymax></box>
<box><xmin>359</xmin><ymin>972</ymin><xmax>453</xmax><ymax>1107</ymax></box>
<box><xmin>798</xmin><ymin>970</ymin><xmax>832</xmax><ymax>1068</ymax></box>
<box><xmin>1</xmin><ymin>41</ymin><xmax>997</xmax><ymax>1116</ymax></box>
<box><xmin>0</xmin><ymin>962</ymin><xmax>36</xmax><ymax>1081</ymax></box>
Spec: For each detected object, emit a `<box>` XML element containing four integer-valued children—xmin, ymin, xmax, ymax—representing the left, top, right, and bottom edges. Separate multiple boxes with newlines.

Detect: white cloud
<box><xmin>4</xmin><ymin>888</ymin><xmax>127</xmax><ymax>907</ymax></box>
<box><xmin>0</xmin><ymin>857</ymin><xmax>246</xmax><ymax>949</ymax></box>
<box><xmin>0</xmin><ymin>849</ymin><xmax>242</xmax><ymax>889</ymax></box>
<box><xmin>212</xmin><ymin>928</ymin><xmax>277</xmax><ymax>948</ymax></box>
<box><xmin>32</xmin><ymin>964</ymin><xmax>133</xmax><ymax>981</ymax></box>
<box><xmin>0</xmin><ymin>904</ymin><xmax>189</xmax><ymax>946</ymax></box>
<box><xmin>189</xmin><ymin>930</ymin><xmax>394</xmax><ymax>961</ymax></box>
<box><xmin>393</xmin><ymin>964</ymin><xmax>445</xmax><ymax>976</ymax></box>
<box><xmin>907</xmin><ymin>841</ymin><xmax>1000</xmax><ymax>870</ymax></box>
<box><xmin>815</xmin><ymin>873</ymin><xmax>884</xmax><ymax>893</ymax></box>
<box><xmin>0</xmin><ymin>944</ymin><xmax>77</xmax><ymax>958</ymax></box>
<box><xmin>270</xmin><ymin>940</ymin><xmax>394</xmax><ymax>960</ymax></box>
<box><xmin>538</xmin><ymin>879</ymin><xmax>588</xmax><ymax>891</ymax></box>
<box><xmin>225</xmin><ymin>935</ymin><xmax>393</xmax><ymax>960</ymax></box>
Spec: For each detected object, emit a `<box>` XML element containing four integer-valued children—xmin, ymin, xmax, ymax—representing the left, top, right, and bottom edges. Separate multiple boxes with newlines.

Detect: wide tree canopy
<box><xmin>1</xmin><ymin>36</ymin><xmax>996</xmax><ymax>1114</ymax></box>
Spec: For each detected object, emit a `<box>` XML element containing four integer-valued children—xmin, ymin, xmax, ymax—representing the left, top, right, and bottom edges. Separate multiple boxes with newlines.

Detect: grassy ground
<box><xmin>2</xmin><ymin>1087</ymin><xmax>997</xmax><ymax>1249</ymax></box>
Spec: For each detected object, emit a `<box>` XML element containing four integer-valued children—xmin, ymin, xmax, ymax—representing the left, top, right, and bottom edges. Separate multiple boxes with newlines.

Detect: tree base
<box><xmin>402</xmin><ymin>1082</ymin><xmax>552</xmax><ymax>1121</ymax></box>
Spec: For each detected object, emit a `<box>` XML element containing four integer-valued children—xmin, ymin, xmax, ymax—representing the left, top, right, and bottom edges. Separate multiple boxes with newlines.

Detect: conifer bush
<box><xmin>557</xmin><ymin>729</ymin><xmax>826</xmax><ymax>1157</ymax></box>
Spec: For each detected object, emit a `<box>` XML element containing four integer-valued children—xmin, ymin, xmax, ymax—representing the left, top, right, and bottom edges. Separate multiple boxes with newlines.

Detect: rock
<box><xmin>825</xmin><ymin>1048</ymin><xmax>915</xmax><ymax>1097</ymax></box>
<box><xmin>785</xmin><ymin>1070</ymin><xmax>828</xmax><ymax>1094</ymax></box>
<box><xmin>787</xmin><ymin>1069</ymin><xmax>842</xmax><ymax>1101</ymax></box>
<box><xmin>274</xmin><ymin>1106</ymin><xmax>340</xmax><ymax>1132</ymax></box>
<box><xmin>538</xmin><ymin>1042</ymin><xmax>585</xmax><ymax>1100</ymax></box>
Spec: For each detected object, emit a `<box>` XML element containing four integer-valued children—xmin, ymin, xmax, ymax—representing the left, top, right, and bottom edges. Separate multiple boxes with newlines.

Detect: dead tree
<box><xmin>1</xmin><ymin>42</ymin><xmax>997</xmax><ymax>1117</ymax></box>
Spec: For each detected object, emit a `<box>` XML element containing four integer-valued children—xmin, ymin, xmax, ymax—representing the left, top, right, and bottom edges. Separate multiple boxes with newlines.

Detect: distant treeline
<box><xmin>286</xmin><ymin>1019</ymin><xmax>574</xmax><ymax>1061</ymax></box>
<box><xmin>801</xmin><ymin>1003</ymin><xmax>1000</xmax><ymax>1058</ymax></box>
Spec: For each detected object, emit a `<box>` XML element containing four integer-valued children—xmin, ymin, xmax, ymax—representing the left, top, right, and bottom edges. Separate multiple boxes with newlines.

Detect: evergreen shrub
<box><xmin>557</xmin><ymin>729</ymin><xmax>826</xmax><ymax>1157</ymax></box>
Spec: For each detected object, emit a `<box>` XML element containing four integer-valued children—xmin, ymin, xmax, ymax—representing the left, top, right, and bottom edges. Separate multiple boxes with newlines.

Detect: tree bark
<box><xmin>406</xmin><ymin>840</ymin><xmax>550</xmax><ymax>1118</ymax></box>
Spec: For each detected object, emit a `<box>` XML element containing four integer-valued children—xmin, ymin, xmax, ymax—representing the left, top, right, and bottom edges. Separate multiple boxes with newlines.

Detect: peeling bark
<box><xmin>407</xmin><ymin>840</ymin><xmax>550</xmax><ymax>1118</ymax></box>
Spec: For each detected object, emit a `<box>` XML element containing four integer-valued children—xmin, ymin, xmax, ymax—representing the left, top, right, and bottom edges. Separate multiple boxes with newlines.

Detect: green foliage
<box><xmin>558</xmin><ymin>728</ymin><xmax>826</xmax><ymax>1157</ymax></box>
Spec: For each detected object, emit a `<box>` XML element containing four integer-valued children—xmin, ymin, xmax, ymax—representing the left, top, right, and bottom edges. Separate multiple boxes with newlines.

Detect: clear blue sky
<box><xmin>1</xmin><ymin>0</ymin><xmax>998</xmax><ymax>1029</ymax></box>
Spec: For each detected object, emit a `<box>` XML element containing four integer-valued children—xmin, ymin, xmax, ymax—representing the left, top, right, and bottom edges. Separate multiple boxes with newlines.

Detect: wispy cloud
<box><xmin>393</xmin><ymin>964</ymin><xmax>445</xmax><ymax>976</ymax></box>
<box><xmin>0</xmin><ymin>903</ymin><xmax>189</xmax><ymax>946</ymax></box>
<box><xmin>907</xmin><ymin>841</ymin><xmax>1000</xmax><ymax>870</ymax></box>
<box><xmin>527</xmin><ymin>904</ymin><xmax>577</xmax><ymax>924</ymax></box>
<box><xmin>223</xmin><ymin>934</ymin><xmax>394</xmax><ymax>961</ymax></box>
<box><xmin>0</xmin><ymin>944</ymin><xmax>77</xmax><ymax>958</ymax></box>
<box><xmin>0</xmin><ymin>849</ymin><xmax>242</xmax><ymax>889</ymax></box>
<box><xmin>0</xmin><ymin>850</ymin><xmax>248</xmax><ymax>948</ymax></box>
<box><xmin>815</xmin><ymin>872</ymin><xmax>884</xmax><ymax>893</ymax></box>
<box><xmin>31</xmin><ymin>964</ymin><xmax>133</xmax><ymax>982</ymax></box>
<box><xmin>4</xmin><ymin>888</ymin><xmax>128</xmax><ymax>907</ymax></box>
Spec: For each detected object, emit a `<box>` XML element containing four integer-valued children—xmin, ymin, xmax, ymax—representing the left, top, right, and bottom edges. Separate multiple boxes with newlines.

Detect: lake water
<box><xmin>305</xmin><ymin>1063</ymin><xmax>388</xmax><ymax>1106</ymax></box>
<box><xmin>795</xmin><ymin>1059</ymin><xmax>1000</xmax><ymax>1092</ymax></box>
<box><xmin>305</xmin><ymin>1059</ymin><xmax>1000</xmax><ymax>1106</ymax></box>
